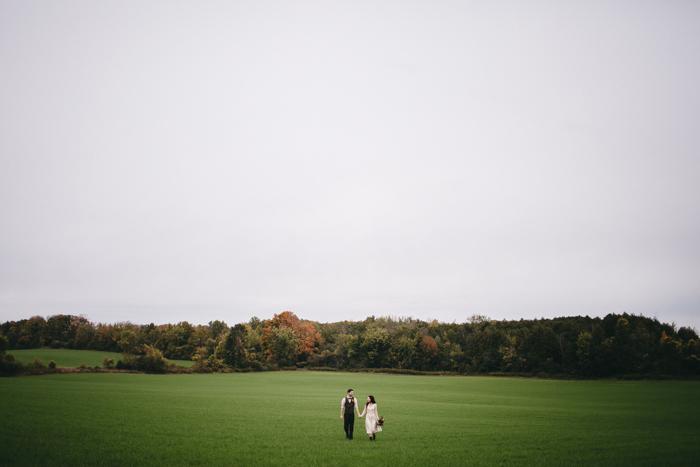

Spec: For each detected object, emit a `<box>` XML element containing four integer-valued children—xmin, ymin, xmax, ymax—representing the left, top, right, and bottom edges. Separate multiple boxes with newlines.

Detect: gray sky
<box><xmin>1</xmin><ymin>1</ymin><xmax>699</xmax><ymax>331</ymax></box>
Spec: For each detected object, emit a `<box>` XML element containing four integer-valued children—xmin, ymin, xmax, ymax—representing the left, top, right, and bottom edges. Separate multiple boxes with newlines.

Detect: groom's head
<box><xmin>347</xmin><ymin>389</ymin><xmax>353</xmax><ymax>397</ymax></box>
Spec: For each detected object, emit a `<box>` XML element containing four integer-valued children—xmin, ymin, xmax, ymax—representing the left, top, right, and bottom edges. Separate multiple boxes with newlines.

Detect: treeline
<box><xmin>1</xmin><ymin>311</ymin><xmax>699</xmax><ymax>377</ymax></box>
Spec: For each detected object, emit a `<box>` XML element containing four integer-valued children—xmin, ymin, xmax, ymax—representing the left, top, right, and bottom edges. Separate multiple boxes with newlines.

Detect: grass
<box><xmin>8</xmin><ymin>348</ymin><xmax>194</xmax><ymax>368</ymax></box>
<box><xmin>1</xmin><ymin>371</ymin><xmax>698</xmax><ymax>466</ymax></box>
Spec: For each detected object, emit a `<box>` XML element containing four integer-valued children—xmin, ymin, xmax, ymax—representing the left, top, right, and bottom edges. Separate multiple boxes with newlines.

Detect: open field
<box><xmin>8</xmin><ymin>348</ymin><xmax>195</xmax><ymax>368</ymax></box>
<box><xmin>1</xmin><ymin>371</ymin><xmax>699</xmax><ymax>466</ymax></box>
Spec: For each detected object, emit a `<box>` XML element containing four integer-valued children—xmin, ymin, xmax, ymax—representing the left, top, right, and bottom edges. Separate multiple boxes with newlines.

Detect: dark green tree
<box><xmin>520</xmin><ymin>324</ymin><xmax>561</xmax><ymax>373</ymax></box>
<box><xmin>221</xmin><ymin>324</ymin><xmax>249</xmax><ymax>368</ymax></box>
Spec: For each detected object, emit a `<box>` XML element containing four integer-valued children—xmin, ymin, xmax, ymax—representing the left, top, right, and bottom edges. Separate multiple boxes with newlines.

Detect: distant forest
<box><xmin>2</xmin><ymin>312</ymin><xmax>699</xmax><ymax>377</ymax></box>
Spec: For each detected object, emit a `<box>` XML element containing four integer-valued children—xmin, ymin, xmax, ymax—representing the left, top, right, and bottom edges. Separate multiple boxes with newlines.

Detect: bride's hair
<box><xmin>368</xmin><ymin>395</ymin><xmax>376</xmax><ymax>404</ymax></box>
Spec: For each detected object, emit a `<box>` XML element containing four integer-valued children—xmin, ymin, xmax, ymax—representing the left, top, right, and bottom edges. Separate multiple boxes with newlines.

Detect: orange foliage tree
<box><xmin>419</xmin><ymin>335</ymin><xmax>439</xmax><ymax>369</ymax></box>
<box><xmin>260</xmin><ymin>311</ymin><xmax>322</xmax><ymax>365</ymax></box>
<box><xmin>420</xmin><ymin>335</ymin><xmax>439</xmax><ymax>359</ymax></box>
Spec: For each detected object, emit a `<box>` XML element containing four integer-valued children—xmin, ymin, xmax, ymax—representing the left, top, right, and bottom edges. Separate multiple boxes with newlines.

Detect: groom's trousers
<box><xmin>344</xmin><ymin>414</ymin><xmax>355</xmax><ymax>439</ymax></box>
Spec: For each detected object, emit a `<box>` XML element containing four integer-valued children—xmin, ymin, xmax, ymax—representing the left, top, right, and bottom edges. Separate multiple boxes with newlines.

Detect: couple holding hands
<box><xmin>340</xmin><ymin>389</ymin><xmax>383</xmax><ymax>441</ymax></box>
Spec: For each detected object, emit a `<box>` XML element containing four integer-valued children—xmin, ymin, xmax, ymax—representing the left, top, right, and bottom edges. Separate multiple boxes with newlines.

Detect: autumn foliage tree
<box><xmin>260</xmin><ymin>311</ymin><xmax>322</xmax><ymax>366</ymax></box>
<box><xmin>419</xmin><ymin>335</ymin><xmax>439</xmax><ymax>368</ymax></box>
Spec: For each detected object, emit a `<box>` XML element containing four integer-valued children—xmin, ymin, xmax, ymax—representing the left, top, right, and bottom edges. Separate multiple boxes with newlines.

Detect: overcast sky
<box><xmin>1</xmin><ymin>1</ymin><xmax>699</xmax><ymax>331</ymax></box>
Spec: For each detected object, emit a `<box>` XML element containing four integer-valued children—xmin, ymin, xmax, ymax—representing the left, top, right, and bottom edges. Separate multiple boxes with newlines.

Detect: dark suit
<box><xmin>343</xmin><ymin>396</ymin><xmax>356</xmax><ymax>439</ymax></box>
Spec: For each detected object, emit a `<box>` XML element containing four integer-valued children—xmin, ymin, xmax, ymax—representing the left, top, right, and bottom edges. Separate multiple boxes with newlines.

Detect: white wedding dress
<box><xmin>364</xmin><ymin>403</ymin><xmax>382</xmax><ymax>435</ymax></box>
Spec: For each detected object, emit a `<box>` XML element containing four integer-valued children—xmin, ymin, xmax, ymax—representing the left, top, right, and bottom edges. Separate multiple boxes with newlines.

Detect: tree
<box><xmin>162</xmin><ymin>321</ymin><xmax>196</xmax><ymax>359</ymax></box>
<box><xmin>263</xmin><ymin>326</ymin><xmax>299</xmax><ymax>366</ymax></box>
<box><xmin>468</xmin><ymin>326</ymin><xmax>506</xmax><ymax>372</ymax></box>
<box><xmin>498</xmin><ymin>333</ymin><xmax>525</xmax><ymax>372</ymax></box>
<box><xmin>188</xmin><ymin>326</ymin><xmax>210</xmax><ymax>350</ymax></box>
<box><xmin>221</xmin><ymin>324</ymin><xmax>249</xmax><ymax>368</ymax></box>
<box><xmin>94</xmin><ymin>323</ymin><xmax>120</xmax><ymax>352</ymax></box>
<box><xmin>20</xmin><ymin>316</ymin><xmax>49</xmax><ymax>348</ymax></box>
<box><xmin>389</xmin><ymin>335</ymin><xmax>418</xmax><ymax>369</ymax></box>
<box><xmin>657</xmin><ymin>331</ymin><xmax>684</xmax><ymax>374</ymax></box>
<box><xmin>260</xmin><ymin>312</ymin><xmax>322</xmax><ymax>366</ymax></box>
<box><xmin>349</xmin><ymin>326</ymin><xmax>390</xmax><ymax>368</ymax></box>
<box><xmin>677</xmin><ymin>326</ymin><xmax>699</xmax><ymax>342</ymax></box>
<box><xmin>575</xmin><ymin>331</ymin><xmax>595</xmax><ymax>376</ymax></box>
<box><xmin>74</xmin><ymin>320</ymin><xmax>96</xmax><ymax>350</ymax></box>
<box><xmin>0</xmin><ymin>334</ymin><xmax>8</xmax><ymax>356</ymax></box>
<box><xmin>297</xmin><ymin>322</ymin><xmax>323</xmax><ymax>359</ymax></box>
<box><xmin>118</xmin><ymin>329</ymin><xmax>139</xmax><ymax>354</ymax></box>
<box><xmin>140</xmin><ymin>323</ymin><xmax>161</xmax><ymax>347</ymax></box>
<box><xmin>209</xmin><ymin>320</ymin><xmax>228</xmax><ymax>339</ymax></box>
<box><xmin>47</xmin><ymin>314</ymin><xmax>73</xmax><ymax>346</ymax></box>
<box><xmin>520</xmin><ymin>324</ymin><xmax>560</xmax><ymax>373</ymax></box>
<box><xmin>418</xmin><ymin>335</ymin><xmax>439</xmax><ymax>370</ymax></box>
<box><xmin>192</xmin><ymin>347</ymin><xmax>211</xmax><ymax>372</ymax></box>
<box><xmin>140</xmin><ymin>345</ymin><xmax>168</xmax><ymax>373</ymax></box>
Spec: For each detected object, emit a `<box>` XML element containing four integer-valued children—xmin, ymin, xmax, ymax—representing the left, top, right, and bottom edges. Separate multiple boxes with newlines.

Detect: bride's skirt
<box><xmin>365</xmin><ymin>413</ymin><xmax>383</xmax><ymax>434</ymax></box>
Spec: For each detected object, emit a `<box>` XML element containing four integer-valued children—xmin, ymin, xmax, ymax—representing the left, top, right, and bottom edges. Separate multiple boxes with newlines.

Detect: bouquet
<box><xmin>377</xmin><ymin>417</ymin><xmax>385</xmax><ymax>427</ymax></box>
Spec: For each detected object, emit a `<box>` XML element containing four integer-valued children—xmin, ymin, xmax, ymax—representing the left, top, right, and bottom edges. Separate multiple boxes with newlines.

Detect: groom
<box><xmin>340</xmin><ymin>389</ymin><xmax>362</xmax><ymax>439</ymax></box>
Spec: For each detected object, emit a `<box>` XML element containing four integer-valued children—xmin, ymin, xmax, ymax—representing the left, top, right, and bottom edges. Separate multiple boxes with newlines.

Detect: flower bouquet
<box><xmin>377</xmin><ymin>417</ymin><xmax>385</xmax><ymax>427</ymax></box>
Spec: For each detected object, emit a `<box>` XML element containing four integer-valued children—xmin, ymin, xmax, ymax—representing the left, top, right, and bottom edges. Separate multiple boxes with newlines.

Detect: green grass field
<box><xmin>1</xmin><ymin>371</ymin><xmax>698</xmax><ymax>466</ymax></box>
<box><xmin>8</xmin><ymin>348</ymin><xmax>194</xmax><ymax>368</ymax></box>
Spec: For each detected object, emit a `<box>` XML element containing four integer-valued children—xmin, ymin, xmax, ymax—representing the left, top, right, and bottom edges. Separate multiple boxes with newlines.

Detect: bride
<box><xmin>359</xmin><ymin>395</ymin><xmax>382</xmax><ymax>441</ymax></box>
